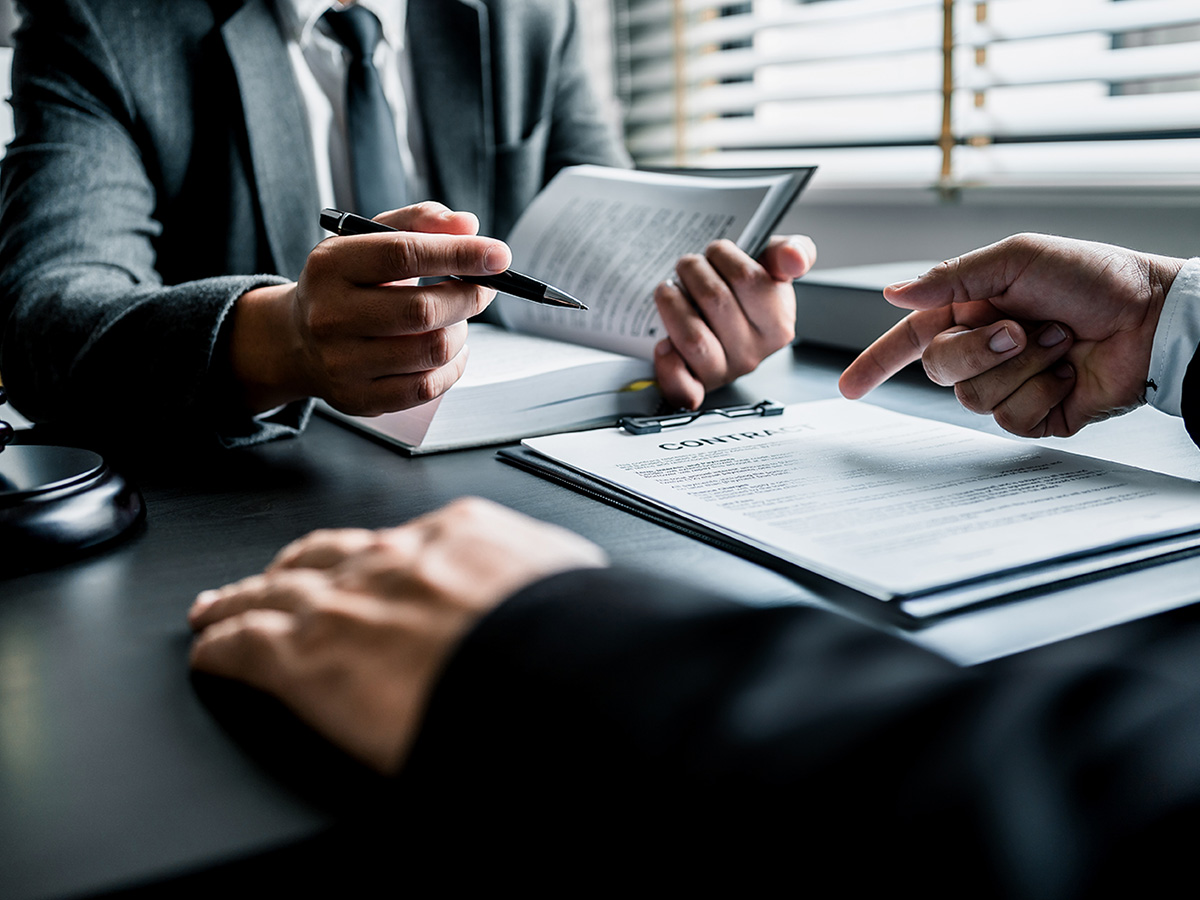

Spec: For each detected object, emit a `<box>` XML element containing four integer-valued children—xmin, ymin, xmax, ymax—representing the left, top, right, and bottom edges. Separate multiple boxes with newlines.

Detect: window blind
<box><xmin>613</xmin><ymin>0</ymin><xmax>1200</xmax><ymax>188</ymax></box>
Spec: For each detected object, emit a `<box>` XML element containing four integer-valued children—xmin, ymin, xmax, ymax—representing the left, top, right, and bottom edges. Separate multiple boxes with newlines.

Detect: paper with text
<box><xmin>497</xmin><ymin>166</ymin><xmax>794</xmax><ymax>358</ymax></box>
<box><xmin>523</xmin><ymin>400</ymin><xmax>1200</xmax><ymax>602</ymax></box>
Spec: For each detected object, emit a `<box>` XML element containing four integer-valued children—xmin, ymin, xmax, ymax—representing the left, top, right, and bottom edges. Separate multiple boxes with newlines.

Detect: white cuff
<box><xmin>1147</xmin><ymin>257</ymin><xmax>1200</xmax><ymax>417</ymax></box>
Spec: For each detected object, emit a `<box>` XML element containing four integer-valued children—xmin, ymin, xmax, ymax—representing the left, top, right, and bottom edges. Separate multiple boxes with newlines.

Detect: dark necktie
<box><xmin>322</xmin><ymin>4</ymin><xmax>407</xmax><ymax>217</ymax></box>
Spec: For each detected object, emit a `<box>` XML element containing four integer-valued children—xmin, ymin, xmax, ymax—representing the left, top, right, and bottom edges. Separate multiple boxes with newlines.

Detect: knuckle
<box><xmin>455</xmin><ymin>240</ymin><xmax>486</xmax><ymax>274</ymax></box>
<box><xmin>414</xmin><ymin>369</ymin><xmax>446</xmax><ymax>405</ymax></box>
<box><xmin>223</xmin><ymin>617</ymin><xmax>286</xmax><ymax>684</ymax></box>
<box><xmin>721</xmin><ymin>256</ymin><xmax>758</xmax><ymax>292</ymax></box>
<box><xmin>694</xmin><ymin>284</ymin><xmax>729</xmax><ymax>311</ymax></box>
<box><xmin>305</xmin><ymin>241</ymin><xmax>338</xmax><ymax>278</ymax></box>
<box><xmin>705</xmin><ymin>238</ymin><xmax>737</xmax><ymax>258</ymax></box>
<box><xmin>298</xmin><ymin>600</ymin><xmax>349</xmax><ymax>644</ymax></box>
<box><xmin>405</xmin><ymin>554</ymin><xmax>442</xmax><ymax>596</ymax></box>
<box><xmin>414</xmin><ymin>200</ymin><xmax>450</xmax><ymax>217</ymax></box>
<box><xmin>386</xmin><ymin>235</ymin><xmax>422</xmax><ymax>279</ymax></box>
<box><xmin>953</xmin><ymin>379</ymin><xmax>990</xmax><ymax>414</ymax></box>
<box><xmin>472</xmin><ymin>284</ymin><xmax>494</xmax><ymax>315</ymax></box>
<box><xmin>262</xmin><ymin>571</ymin><xmax>309</xmax><ymax>605</ymax></box>
<box><xmin>921</xmin><ymin>354</ymin><xmax>950</xmax><ymax>386</ymax></box>
<box><xmin>304</xmin><ymin>302</ymin><xmax>340</xmax><ymax>340</ymax></box>
<box><xmin>673</xmin><ymin>324</ymin><xmax>716</xmax><ymax>363</ymax></box>
<box><xmin>404</xmin><ymin>291</ymin><xmax>439</xmax><ymax>333</ymax></box>
<box><xmin>425</xmin><ymin>328</ymin><xmax>452</xmax><ymax>368</ymax></box>
<box><xmin>759</xmin><ymin>316</ymin><xmax>796</xmax><ymax>350</ymax></box>
<box><xmin>901</xmin><ymin>315</ymin><xmax>927</xmax><ymax>356</ymax></box>
<box><xmin>993</xmin><ymin>405</ymin><xmax>1037</xmax><ymax>438</ymax></box>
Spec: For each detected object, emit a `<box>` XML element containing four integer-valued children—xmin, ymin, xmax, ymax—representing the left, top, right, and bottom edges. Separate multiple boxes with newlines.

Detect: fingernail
<box><xmin>1055</xmin><ymin>362</ymin><xmax>1075</xmax><ymax>379</ymax></box>
<box><xmin>886</xmin><ymin>279</ymin><xmax>916</xmax><ymax>291</ymax></box>
<box><xmin>484</xmin><ymin>245</ymin><xmax>509</xmax><ymax>273</ymax></box>
<box><xmin>1039</xmin><ymin>324</ymin><xmax>1068</xmax><ymax>347</ymax></box>
<box><xmin>655</xmin><ymin>338</ymin><xmax>672</xmax><ymax>357</ymax></box>
<box><xmin>989</xmin><ymin>326</ymin><xmax>1018</xmax><ymax>353</ymax></box>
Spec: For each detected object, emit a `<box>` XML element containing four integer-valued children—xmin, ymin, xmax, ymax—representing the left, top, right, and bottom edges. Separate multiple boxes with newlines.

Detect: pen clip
<box><xmin>618</xmin><ymin>400</ymin><xmax>783</xmax><ymax>435</ymax></box>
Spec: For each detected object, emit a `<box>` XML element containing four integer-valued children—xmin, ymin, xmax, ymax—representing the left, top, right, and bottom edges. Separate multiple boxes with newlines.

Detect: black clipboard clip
<box><xmin>618</xmin><ymin>400</ymin><xmax>784</xmax><ymax>435</ymax></box>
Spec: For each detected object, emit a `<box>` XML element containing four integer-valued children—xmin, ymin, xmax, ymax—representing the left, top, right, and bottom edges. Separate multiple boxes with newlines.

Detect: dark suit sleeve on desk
<box><xmin>398</xmin><ymin>568</ymin><xmax>1200</xmax><ymax>894</ymax></box>
<box><xmin>400</xmin><ymin>568</ymin><xmax>989</xmax><ymax>883</ymax></box>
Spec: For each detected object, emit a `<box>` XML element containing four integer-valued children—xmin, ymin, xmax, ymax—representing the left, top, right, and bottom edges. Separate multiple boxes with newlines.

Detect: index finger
<box><xmin>374</xmin><ymin>202</ymin><xmax>481</xmax><ymax>236</ymax></box>
<box><xmin>317</xmin><ymin>231</ymin><xmax>511</xmax><ymax>286</ymax></box>
<box><xmin>837</xmin><ymin>306</ymin><xmax>956</xmax><ymax>399</ymax></box>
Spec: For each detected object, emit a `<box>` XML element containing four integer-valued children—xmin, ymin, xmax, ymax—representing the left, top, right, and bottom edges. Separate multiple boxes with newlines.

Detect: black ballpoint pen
<box><xmin>318</xmin><ymin>208</ymin><xmax>588</xmax><ymax>310</ymax></box>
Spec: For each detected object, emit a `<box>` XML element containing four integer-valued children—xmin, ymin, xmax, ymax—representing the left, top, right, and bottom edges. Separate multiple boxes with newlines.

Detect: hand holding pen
<box><xmin>321</xmin><ymin>208</ymin><xmax>587</xmax><ymax>310</ymax></box>
<box><xmin>230</xmin><ymin>203</ymin><xmax>513</xmax><ymax>417</ymax></box>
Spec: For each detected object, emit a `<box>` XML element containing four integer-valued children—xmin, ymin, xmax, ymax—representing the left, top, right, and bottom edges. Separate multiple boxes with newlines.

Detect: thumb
<box><xmin>759</xmin><ymin>234</ymin><xmax>817</xmax><ymax>281</ymax></box>
<box><xmin>883</xmin><ymin>233</ymin><xmax>1059</xmax><ymax>312</ymax></box>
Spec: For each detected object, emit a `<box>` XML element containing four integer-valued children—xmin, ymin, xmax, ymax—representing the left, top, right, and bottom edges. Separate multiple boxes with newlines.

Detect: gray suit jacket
<box><xmin>0</xmin><ymin>0</ymin><xmax>628</xmax><ymax>445</ymax></box>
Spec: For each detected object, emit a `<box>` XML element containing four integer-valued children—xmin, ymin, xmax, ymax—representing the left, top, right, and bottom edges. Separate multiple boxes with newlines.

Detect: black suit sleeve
<box><xmin>1180</xmin><ymin>342</ymin><xmax>1200</xmax><ymax>448</ymax></box>
<box><xmin>395</xmin><ymin>567</ymin><xmax>1200</xmax><ymax>895</ymax></box>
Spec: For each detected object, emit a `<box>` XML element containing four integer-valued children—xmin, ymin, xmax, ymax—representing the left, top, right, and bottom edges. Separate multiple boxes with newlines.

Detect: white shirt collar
<box><xmin>274</xmin><ymin>0</ymin><xmax>407</xmax><ymax>50</ymax></box>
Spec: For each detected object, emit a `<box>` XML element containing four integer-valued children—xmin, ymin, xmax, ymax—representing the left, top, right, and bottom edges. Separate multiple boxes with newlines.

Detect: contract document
<box><xmin>518</xmin><ymin>400</ymin><xmax>1200</xmax><ymax>617</ymax></box>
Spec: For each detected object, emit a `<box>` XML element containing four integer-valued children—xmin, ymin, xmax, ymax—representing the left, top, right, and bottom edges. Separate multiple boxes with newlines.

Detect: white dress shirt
<box><xmin>273</xmin><ymin>0</ymin><xmax>429</xmax><ymax>212</ymax></box>
<box><xmin>1147</xmin><ymin>257</ymin><xmax>1200</xmax><ymax>416</ymax></box>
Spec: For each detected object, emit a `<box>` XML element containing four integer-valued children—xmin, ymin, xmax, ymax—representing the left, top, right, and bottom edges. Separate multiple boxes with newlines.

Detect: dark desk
<box><xmin>2</xmin><ymin>346</ymin><xmax>1198</xmax><ymax>897</ymax></box>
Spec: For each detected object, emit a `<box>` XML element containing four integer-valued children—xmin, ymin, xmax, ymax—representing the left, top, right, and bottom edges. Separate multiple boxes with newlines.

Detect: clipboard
<box><xmin>497</xmin><ymin>399</ymin><xmax>1200</xmax><ymax>627</ymax></box>
<box><xmin>498</xmin><ymin>442</ymin><xmax>921</xmax><ymax>630</ymax></box>
<box><xmin>498</xmin><ymin>400</ymin><xmax>921</xmax><ymax>627</ymax></box>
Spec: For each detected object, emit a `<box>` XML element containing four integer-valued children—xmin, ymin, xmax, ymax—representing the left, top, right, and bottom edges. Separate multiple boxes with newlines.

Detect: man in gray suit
<box><xmin>0</xmin><ymin>0</ymin><xmax>814</xmax><ymax>447</ymax></box>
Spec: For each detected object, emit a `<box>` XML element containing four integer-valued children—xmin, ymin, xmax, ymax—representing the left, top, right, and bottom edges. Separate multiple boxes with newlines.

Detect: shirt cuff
<box><xmin>1147</xmin><ymin>257</ymin><xmax>1200</xmax><ymax>417</ymax></box>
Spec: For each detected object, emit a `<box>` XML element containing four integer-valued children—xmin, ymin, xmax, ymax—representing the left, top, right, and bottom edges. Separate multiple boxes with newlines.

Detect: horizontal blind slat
<box><xmin>616</xmin><ymin>0</ymin><xmax>1200</xmax><ymax>187</ymax></box>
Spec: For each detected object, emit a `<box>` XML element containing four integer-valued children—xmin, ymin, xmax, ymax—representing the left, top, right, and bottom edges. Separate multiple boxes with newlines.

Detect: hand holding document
<box><xmin>516</xmin><ymin>400</ymin><xmax>1200</xmax><ymax>618</ymax></box>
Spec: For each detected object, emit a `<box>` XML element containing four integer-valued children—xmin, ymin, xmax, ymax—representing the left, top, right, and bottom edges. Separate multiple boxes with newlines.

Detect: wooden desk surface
<box><xmin>3</xmin><ymin>345</ymin><xmax>1198</xmax><ymax>897</ymax></box>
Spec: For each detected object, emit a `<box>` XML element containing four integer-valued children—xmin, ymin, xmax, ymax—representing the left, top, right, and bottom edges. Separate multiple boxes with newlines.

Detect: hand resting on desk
<box><xmin>188</xmin><ymin>498</ymin><xmax>607</xmax><ymax>773</ymax></box>
<box><xmin>838</xmin><ymin>233</ymin><xmax>1186</xmax><ymax>438</ymax></box>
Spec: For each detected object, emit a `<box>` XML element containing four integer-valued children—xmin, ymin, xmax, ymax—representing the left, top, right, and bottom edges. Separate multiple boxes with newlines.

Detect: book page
<box><xmin>497</xmin><ymin>166</ymin><xmax>793</xmax><ymax>358</ymax></box>
<box><xmin>523</xmin><ymin>399</ymin><xmax>1200</xmax><ymax>602</ymax></box>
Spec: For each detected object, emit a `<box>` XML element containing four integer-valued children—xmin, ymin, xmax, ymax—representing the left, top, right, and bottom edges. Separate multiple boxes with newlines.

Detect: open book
<box><xmin>321</xmin><ymin>165</ymin><xmax>813</xmax><ymax>453</ymax></box>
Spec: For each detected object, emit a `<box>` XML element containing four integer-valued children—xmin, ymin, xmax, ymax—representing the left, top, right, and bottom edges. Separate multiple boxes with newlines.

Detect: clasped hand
<box><xmin>839</xmin><ymin>233</ymin><xmax>1185</xmax><ymax>438</ymax></box>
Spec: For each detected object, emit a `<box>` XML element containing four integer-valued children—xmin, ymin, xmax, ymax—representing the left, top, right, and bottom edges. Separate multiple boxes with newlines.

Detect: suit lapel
<box><xmin>221</xmin><ymin>0</ymin><xmax>321</xmax><ymax>279</ymax></box>
<box><xmin>409</xmin><ymin>0</ymin><xmax>494</xmax><ymax>234</ymax></box>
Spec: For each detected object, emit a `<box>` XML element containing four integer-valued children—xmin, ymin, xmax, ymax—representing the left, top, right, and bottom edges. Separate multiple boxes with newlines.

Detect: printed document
<box><xmin>522</xmin><ymin>399</ymin><xmax>1200</xmax><ymax>608</ymax></box>
<box><xmin>496</xmin><ymin>165</ymin><xmax>807</xmax><ymax>357</ymax></box>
